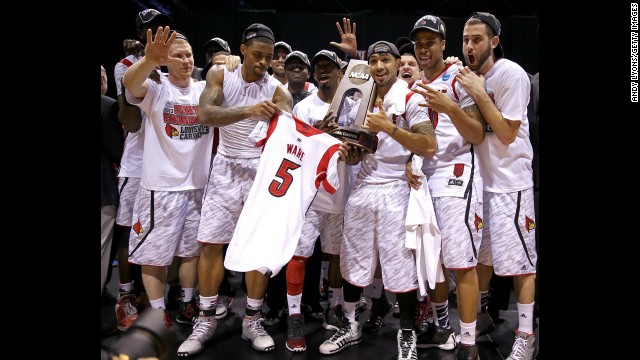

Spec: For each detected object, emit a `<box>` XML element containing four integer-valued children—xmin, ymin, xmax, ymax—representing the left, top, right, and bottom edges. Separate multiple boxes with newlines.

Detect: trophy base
<box><xmin>331</xmin><ymin>126</ymin><xmax>378</xmax><ymax>154</ymax></box>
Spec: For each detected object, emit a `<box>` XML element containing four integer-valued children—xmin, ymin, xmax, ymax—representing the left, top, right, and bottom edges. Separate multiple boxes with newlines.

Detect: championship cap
<box><xmin>468</xmin><ymin>12</ymin><xmax>504</xmax><ymax>58</ymax></box>
<box><xmin>135</xmin><ymin>9</ymin><xmax>173</xmax><ymax>30</ymax></box>
<box><xmin>274</xmin><ymin>41</ymin><xmax>293</xmax><ymax>54</ymax></box>
<box><xmin>395</xmin><ymin>36</ymin><xmax>415</xmax><ymax>58</ymax></box>
<box><xmin>366</xmin><ymin>41</ymin><xmax>401</xmax><ymax>60</ymax></box>
<box><xmin>203</xmin><ymin>37</ymin><xmax>231</xmax><ymax>54</ymax></box>
<box><xmin>310</xmin><ymin>50</ymin><xmax>341</xmax><ymax>70</ymax></box>
<box><xmin>409</xmin><ymin>15</ymin><xmax>446</xmax><ymax>40</ymax></box>
<box><xmin>284</xmin><ymin>51</ymin><xmax>311</xmax><ymax>70</ymax></box>
<box><xmin>241</xmin><ymin>23</ymin><xmax>275</xmax><ymax>44</ymax></box>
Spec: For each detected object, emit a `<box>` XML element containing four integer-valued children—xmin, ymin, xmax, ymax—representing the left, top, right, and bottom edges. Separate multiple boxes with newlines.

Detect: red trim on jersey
<box><xmin>315</xmin><ymin>143</ymin><xmax>341</xmax><ymax>194</ymax></box>
<box><xmin>120</xmin><ymin>58</ymin><xmax>133</xmax><ymax>67</ymax></box>
<box><xmin>293</xmin><ymin>114</ymin><xmax>324</xmax><ymax>137</ymax></box>
<box><xmin>305</xmin><ymin>82</ymin><xmax>311</xmax><ymax>91</ymax></box>
<box><xmin>451</xmin><ymin>76</ymin><xmax>459</xmax><ymax>101</ymax></box>
<box><xmin>424</xmin><ymin>63</ymin><xmax>452</xmax><ymax>84</ymax></box>
<box><xmin>402</xmin><ymin>92</ymin><xmax>419</xmax><ymax>121</ymax></box>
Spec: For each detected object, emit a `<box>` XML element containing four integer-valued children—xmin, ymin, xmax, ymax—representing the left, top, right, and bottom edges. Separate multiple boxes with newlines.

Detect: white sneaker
<box><xmin>177</xmin><ymin>313</ymin><xmax>217</xmax><ymax>357</ymax></box>
<box><xmin>319</xmin><ymin>320</ymin><xmax>362</xmax><ymax>354</ymax></box>
<box><xmin>241</xmin><ymin>312</ymin><xmax>275</xmax><ymax>352</ymax></box>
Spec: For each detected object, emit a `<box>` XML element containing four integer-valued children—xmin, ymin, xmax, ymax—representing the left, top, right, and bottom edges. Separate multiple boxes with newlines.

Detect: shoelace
<box><xmin>509</xmin><ymin>335</ymin><xmax>527</xmax><ymax>359</ymax></box>
<box><xmin>249</xmin><ymin>315</ymin><xmax>269</xmax><ymax>336</ymax></box>
<box><xmin>188</xmin><ymin>317</ymin><xmax>214</xmax><ymax>340</ymax></box>
<box><xmin>123</xmin><ymin>300</ymin><xmax>137</xmax><ymax>316</ymax></box>
<box><xmin>330</xmin><ymin>322</ymin><xmax>352</xmax><ymax>342</ymax></box>
<box><xmin>399</xmin><ymin>332</ymin><xmax>413</xmax><ymax>357</ymax></box>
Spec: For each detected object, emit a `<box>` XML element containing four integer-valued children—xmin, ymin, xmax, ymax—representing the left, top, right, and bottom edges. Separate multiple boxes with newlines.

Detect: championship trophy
<box><xmin>328</xmin><ymin>59</ymin><xmax>378</xmax><ymax>153</ymax></box>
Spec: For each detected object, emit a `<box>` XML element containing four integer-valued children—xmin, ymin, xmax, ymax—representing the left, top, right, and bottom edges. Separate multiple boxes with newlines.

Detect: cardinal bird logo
<box><xmin>525</xmin><ymin>216</ymin><xmax>535</xmax><ymax>232</ymax></box>
<box><xmin>133</xmin><ymin>219</ymin><xmax>144</xmax><ymax>234</ymax></box>
<box><xmin>474</xmin><ymin>213</ymin><xmax>483</xmax><ymax>232</ymax></box>
<box><xmin>165</xmin><ymin>123</ymin><xmax>179</xmax><ymax>138</ymax></box>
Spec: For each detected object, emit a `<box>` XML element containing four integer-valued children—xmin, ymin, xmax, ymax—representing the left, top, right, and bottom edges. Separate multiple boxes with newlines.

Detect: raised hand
<box><xmin>455</xmin><ymin>66</ymin><xmax>486</xmax><ymax>98</ymax></box>
<box><xmin>329</xmin><ymin>17</ymin><xmax>358</xmax><ymax>58</ymax></box>
<box><xmin>143</xmin><ymin>26</ymin><xmax>180</xmax><ymax>67</ymax></box>
<box><xmin>412</xmin><ymin>82</ymin><xmax>455</xmax><ymax>114</ymax></box>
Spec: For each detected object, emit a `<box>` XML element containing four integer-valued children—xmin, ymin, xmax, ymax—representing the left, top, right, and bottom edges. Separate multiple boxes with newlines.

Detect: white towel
<box><xmin>405</xmin><ymin>156</ymin><xmax>444</xmax><ymax>296</ymax></box>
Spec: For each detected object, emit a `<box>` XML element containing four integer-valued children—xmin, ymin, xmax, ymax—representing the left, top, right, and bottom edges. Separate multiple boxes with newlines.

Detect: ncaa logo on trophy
<box><xmin>328</xmin><ymin>59</ymin><xmax>379</xmax><ymax>153</ymax></box>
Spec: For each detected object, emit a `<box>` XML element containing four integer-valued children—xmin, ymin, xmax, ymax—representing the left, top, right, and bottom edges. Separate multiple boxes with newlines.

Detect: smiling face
<box><xmin>398</xmin><ymin>54</ymin><xmax>421</xmax><ymax>86</ymax></box>
<box><xmin>412</xmin><ymin>29</ymin><xmax>445</xmax><ymax>77</ymax></box>
<box><xmin>166</xmin><ymin>39</ymin><xmax>194</xmax><ymax>82</ymax></box>
<box><xmin>270</xmin><ymin>47</ymin><xmax>289</xmax><ymax>77</ymax></box>
<box><xmin>285</xmin><ymin>58</ymin><xmax>310</xmax><ymax>87</ymax></box>
<box><xmin>367</xmin><ymin>53</ymin><xmax>400</xmax><ymax>88</ymax></box>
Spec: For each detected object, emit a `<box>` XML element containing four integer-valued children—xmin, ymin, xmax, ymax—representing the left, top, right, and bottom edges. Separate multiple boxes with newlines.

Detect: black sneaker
<box><xmin>285</xmin><ymin>313</ymin><xmax>306</xmax><ymax>352</ymax></box>
<box><xmin>322</xmin><ymin>304</ymin><xmax>345</xmax><ymax>331</ymax></box>
<box><xmin>176</xmin><ymin>298</ymin><xmax>199</xmax><ymax>324</ymax></box>
<box><xmin>476</xmin><ymin>311</ymin><xmax>496</xmax><ymax>337</ymax></box>
<box><xmin>363</xmin><ymin>296</ymin><xmax>393</xmax><ymax>333</ymax></box>
<box><xmin>416</xmin><ymin>324</ymin><xmax>457</xmax><ymax>350</ymax></box>
<box><xmin>263</xmin><ymin>306</ymin><xmax>286</xmax><ymax>327</ymax></box>
<box><xmin>356</xmin><ymin>295</ymin><xmax>367</xmax><ymax>316</ymax></box>
<box><xmin>414</xmin><ymin>298</ymin><xmax>432</xmax><ymax>334</ymax></box>
<box><xmin>303</xmin><ymin>301</ymin><xmax>324</xmax><ymax>321</ymax></box>
<box><xmin>456</xmin><ymin>343</ymin><xmax>478</xmax><ymax>360</ymax></box>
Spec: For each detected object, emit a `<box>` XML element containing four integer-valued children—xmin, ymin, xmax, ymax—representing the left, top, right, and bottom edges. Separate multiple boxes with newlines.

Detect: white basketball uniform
<box><xmin>197</xmin><ymin>65</ymin><xmax>282</xmax><ymax>245</ymax></box>
<box><xmin>341</xmin><ymin>79</ymin><xmax>429</xmax><ymax>292</ymax></box>
<box><xmin>125</xmin><ymin>76</ymin><xmax>212</xmax><ymax>266</ymax></box>
<box><xmin>414</xmin><ymin>64</ymin><xmax>484</xmax><ymax>269</ymax></box>
<box><xmin>224</xmin><ymin>111</ymin><xmax>342</xmax><ymax>277</ymax></box>
<box><xmin>291</xmin><ymin>94</ymin><xmax>356</xmax><ymax>256</ymax></box>
<box><xmin>474</xmin><ymin>58</ymin><xmax>536</xmax><ymax>276</ymax></box>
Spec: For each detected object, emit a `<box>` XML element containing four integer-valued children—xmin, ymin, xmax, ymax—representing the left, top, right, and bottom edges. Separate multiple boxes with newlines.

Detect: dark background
<box><xmin>100</xmin><ymin>0</ymin><xmax>539</xmax><ymax>99</ymax></box>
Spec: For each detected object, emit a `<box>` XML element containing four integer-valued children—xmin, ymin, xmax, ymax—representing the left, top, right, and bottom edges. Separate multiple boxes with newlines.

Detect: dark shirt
<box><xmin>101</xmin><ymin>95</ymin><xmax>124</xmax><ymax>207</ymax></box>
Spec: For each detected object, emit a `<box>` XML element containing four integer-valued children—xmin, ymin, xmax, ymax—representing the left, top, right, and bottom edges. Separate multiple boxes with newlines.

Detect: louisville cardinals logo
<box><xmin>133</xmin><ymin>219</ymin><xmax>144</xmax><ymax>234</ymax></box>
<box><xmin>165</xmin><ymin>123</ymin><xmax>179</xmax><ymax>138</ymax></box>
<box><xmin>474</xmin><ymin>213</ymin><xmax>483</xmax><ymax>232</ymax></box>
<box><xmin>525</xmin><ymin>216</ymin><xmax>535</xmax><ymax>232</ymax></box>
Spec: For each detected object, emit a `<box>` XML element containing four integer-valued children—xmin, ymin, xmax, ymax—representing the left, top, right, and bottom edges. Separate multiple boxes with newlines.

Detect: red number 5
<box><xmin>269</xmin><ymin>159</ymin><xmax>301</xmax><ymax>197</ymax></box>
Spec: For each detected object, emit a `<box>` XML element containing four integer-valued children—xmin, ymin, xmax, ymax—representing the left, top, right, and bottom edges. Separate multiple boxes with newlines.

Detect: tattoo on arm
<box><xmin>411</xmin><ymin>121</ymin><xmax>435</xmax><ymax>137</ymax></box>
<box><xmin>462</xmin><ymin>104</ymin><xmax>479</xmax><ymax>114</ymax></box>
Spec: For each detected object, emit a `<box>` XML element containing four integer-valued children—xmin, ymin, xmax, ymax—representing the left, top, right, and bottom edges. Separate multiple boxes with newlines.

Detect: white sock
<box><xmin>181</xmin><ymin>287</ymin><xmax>195</xmax><ymax>302</ymax></box>
<box><xmin>199</xmin><ymin>294</ymin><xmax>218</xmax><ymax>310</ymax></box>
<box><xmin>459</xmin><ymin>320</ymin><xmax>476</xmax><ymax>345</ymax></box>
<box><xmin>287</xmin><ymin>293</ymin><xmax>303</xmax><ymax>315</ymax></box>
<box><xmin>149</xmin><ymin>297</ymin><xmax>166</xmax><ymax>310</ymax></box>
<box><xmin>516</xmin><ymin>302</ymin><xmax>535</xmax><ymax>334</ymax></box>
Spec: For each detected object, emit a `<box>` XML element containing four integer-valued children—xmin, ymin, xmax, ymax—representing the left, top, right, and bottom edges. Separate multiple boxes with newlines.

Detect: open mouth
<box><xmin>401</xmin><ymin>71</ymin><xmax>413</xmax><ymax>78</ymax></box>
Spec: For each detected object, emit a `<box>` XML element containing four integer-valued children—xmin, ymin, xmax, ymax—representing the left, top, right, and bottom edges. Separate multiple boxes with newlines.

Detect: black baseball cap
<box><xmin>274</xmin><ymin>41</ymin><xmax>293</xmax><ymax>54</ymax></box>
<box><xmin>135</xmin><ymin>9</ymin><xmax>173</xmax><ymax>30</ymax></box>
<box><xmin>310</xmin><ymin>50</ymin><xmax>341</xmax><ymax>70</ymax></box>
<box><xmin>468</xmin><ymin>12</ymin><xmax>504</xmax><ymax>59</ymax></box>
<box><xmin>409</xmin><ymin>15</ymin><xmax>446</xmax><ymax>40</ymax></box>
<box><xmin>395</xmin><ymin>36</ymin><xmax>415</xmax><ymax>58</ymax></box>
<box><xmin>241</xmin><ymin>23</ymin><xmax>275</xmax><ymax>44</ymax></box>
<box><xmin>367</xmin><ymin>41</ymin><xmax>401</xmax><ymax>60</ymax></box>
<box><xmin>285</xmin><ymin>51</ymin><xmax>311</xmax><ymax>70</ymax></box>
<box><xmin>203</xmin><ymin>37</ymin><xmax>231</xmax><ymax>54</ymax></box>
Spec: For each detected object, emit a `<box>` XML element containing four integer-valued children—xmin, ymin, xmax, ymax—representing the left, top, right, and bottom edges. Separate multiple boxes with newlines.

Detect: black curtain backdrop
<box><xmin>100</xmin><ymin>4</ymin><xmax>538</xmax><ymax>100</ymax></box>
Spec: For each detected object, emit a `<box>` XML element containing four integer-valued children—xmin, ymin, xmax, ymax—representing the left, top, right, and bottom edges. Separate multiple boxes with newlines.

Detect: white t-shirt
<box><xmin>224</xmin><ymin>111</ymin><xmax>341</xmax><ymax>277</ymax></box>
<box><xmin>217</xmin><ymin>64</ymin><xmax>282</xmax><ymax>158</ymax></box>
<box><xmin>476</xmin><ymin>58</ymin><xmax>533</xmax><ymax>193</ymax></box>
<box><xmin>126</xmin><ymin>76</ymin><xmax>212</xmax><ymax>191</ymax></box>
<box><xmin>357</xmin><ymin>79</ymin><xmax>430</xmax><ymax>185</ymax></box>
<box><xmin>413</xmin><ymin>64</ymin><xmax>483</xmax><ymax>198</ymax></box>
<box><xmin>114</xmin><ymin>55</ymin><xmax>145</xmax><ymax>179</ymax></box>
<box><xmin>293</xmin><ymin>93</ymin><xmax>355</xmax><ymax>214</ymax></box>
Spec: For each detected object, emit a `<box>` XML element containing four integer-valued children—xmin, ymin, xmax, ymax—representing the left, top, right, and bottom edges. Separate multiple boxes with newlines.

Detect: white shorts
<box><xmin>128</xmin><ymin>188</ymin><xmax>204</xmax><ymax>266</ymax></box>
<box><xmin>434</xmin><ymin>187</ymin><xmax>483</xmax><ymax>270</ymax></box>
<box><xmin>340</xmin><ymin>181</ymin><xmax>418</xmax><ymax>293</ymax></box>
<box><xmin>477</xmin><ymin>188</ymin><xmax>537</xmax><ymax>276</ymax></box>
<box><xmin>115</xmin><ymin>177</ymin><xmax>140</xmax><ymax>226</ymax></box>
<box><xmin>295</xmin><ymin>209</ymin><xmax>343</xmax><ymax>257</ymax></box>
<box><xmin>197</xmin><ymin>154</ymin><xmax>259</xmax><ymax>245</ymax></box>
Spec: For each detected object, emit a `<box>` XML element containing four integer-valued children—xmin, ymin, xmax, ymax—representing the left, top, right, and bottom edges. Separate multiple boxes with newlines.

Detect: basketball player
<box><xmin>122</xmin><ymin>27</ymin><xmax>213</xmax><ymax>331</ymax></box>
<box><xmin>177</xmin><ymin>23</ymin><xmax>292</xmax><ymax>357</ymax></box>
<box><xmin>456</xmin><ymin>12</ymin><xmax>537</xmax><ymax>360</ymax></box>
<box><xmin>318</xmin><ymin>41</ymin><xmax>435</xmax><ymax>360</ymax></box>
<box><xmin>406</xmin><ymin>14</ymin><xmax>486</xmax><ymax>360</ymax></box>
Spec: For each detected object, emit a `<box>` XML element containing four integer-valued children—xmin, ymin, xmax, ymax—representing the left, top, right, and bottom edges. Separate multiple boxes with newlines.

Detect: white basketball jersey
<box><xmin>126</xmin><ymin>76</ymin><xmax>213</xmax><ymax>191</ymax></box>
<box><xmin>477</xmin><ymin>59</ymin><xmax>533</xmax><ymax>193</ymax></box>
<box><xmin>217</xmin><ymin>64</ymin><xmax>282</xmax><ymax>158</ymax></box>
<box><xmin>413</xmin><ymin>64</ymin><xmax>483</xmax><ymax>198</ymax></box>
<box><xmin>293</xmin><ymin>93</ymin><xmax>355</xmax><ymax>214</ymax></box>
<box><xmin>224</xmin><ymin>111</ymin><xmax>342</xmax><ymax>277</ymax></box>
<box><xmin>358</xmin><ymin>79</ymin><xmax>430</xmax><ymax>185</ymax></box>
<box><xmin>114</xmin><ymin>55</ymin><xmax>145</xmax><ymax>179</ymax></box>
